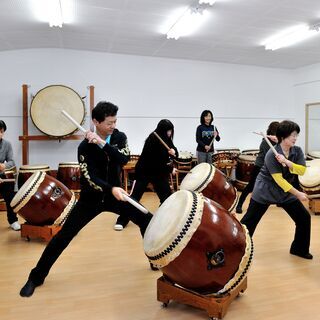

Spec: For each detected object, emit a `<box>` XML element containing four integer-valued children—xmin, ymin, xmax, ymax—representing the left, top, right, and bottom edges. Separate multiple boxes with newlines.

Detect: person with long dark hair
<box><xmin>196</xmin><ymin>110</ymin><xmax>220</xmax><ymax>164</ymax></box>
<box><xmin>241</xmin><ymin>120</ymin><xmax>312</xmax><ymax>260</ymax></box>
<box><xmin>236</xmin><ymin>121</ymin><xmax>279</xmax><ymax>213</ymax></box>
<box><xmin>114</xmin><ymin>119</ymin><xmax>178</xmax><ymax>231</ymax></box>
<box><xmin>0</xmin><ymin>120</ymin><xmax>20</xmax><ymax>231</ymax></box>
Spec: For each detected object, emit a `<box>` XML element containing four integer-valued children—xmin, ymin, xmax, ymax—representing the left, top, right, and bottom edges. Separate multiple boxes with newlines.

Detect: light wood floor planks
<box><xmin>0</xmin><ymin>192</ymin><xmax>320</xmax><ymax>320</ymax></box>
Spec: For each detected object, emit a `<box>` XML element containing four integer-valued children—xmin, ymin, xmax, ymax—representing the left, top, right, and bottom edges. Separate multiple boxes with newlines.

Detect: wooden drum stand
<box><xmin>21</xmin><ymin>224</ymin><xmax>62</xmax><ymax>242</ymax></box>
<box><xmin>157</xmin><ymin>276</ymin><xmax>247</xmax><ymax>320</ymax></box>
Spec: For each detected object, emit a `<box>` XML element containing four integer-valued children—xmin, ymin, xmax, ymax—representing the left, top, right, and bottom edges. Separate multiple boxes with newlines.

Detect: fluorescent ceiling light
<box><xmin>166</xmin><ymin>8</ymin><xmax>209</xmax><ymax>40</ymax></box>
<box><xmin>48</xmin><ymin>0</ymin><xmax>63</xmax><ymax>27</ymax></box>
<box><xmin>263</xmin><ymin>24</ymin><xmax>320</xmax><ymax>50</ymax></box>
<box><xmin>31</xmin><ymin>0</ymin><xmax>75</xmax><ymax>27</ymax></box>
<box><xmin>199</xmin><ymin>0</ymin><xmax>216</xmax><ymax>5</ymax></box>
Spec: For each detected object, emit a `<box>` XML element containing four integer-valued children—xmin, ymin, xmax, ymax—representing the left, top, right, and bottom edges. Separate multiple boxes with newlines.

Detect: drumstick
<box><xmin>61</xmin><ymin>110</ymin><xmax>104</xmax><ymax>148</ymax></box>
<box><xmin>121</xmin><ymin>193</ymin><xmax>149</xmax><ymax>214</ymax></box>
<box><xmin>253</xmin><ymin>131</ymin><xmax>285</xmax><ymax>167</ymax></box>
<box><xmin>153</xmin><ymin>132</ymin><xmax>170</xmax><ymax>151</ymax></box>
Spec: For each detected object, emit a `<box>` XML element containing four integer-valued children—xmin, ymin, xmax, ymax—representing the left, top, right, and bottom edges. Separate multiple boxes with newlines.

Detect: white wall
<box><xmin>0</xmin><ymin>48</ymin><xmax>294</xmax><ymax>170</ymax></box>
<box><xmin>294</xmin><ymin>63</ymin><xmax>320</xmax><ymax>154</ymax></box>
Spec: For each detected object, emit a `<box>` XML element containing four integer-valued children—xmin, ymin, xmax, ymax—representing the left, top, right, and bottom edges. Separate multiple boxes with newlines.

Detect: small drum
<box><xmin>176</xmin><ymin>151</ymin><xmax>193</xmax><ymax>163</ymax></box>
<box><xmin>299</xmin><ymin>162</ymin><xmax>320</xmax><ymax>198</ymax></box>
<box><xmin>306</xmin><ymin>150</ymin><xmax>320</xmax><ymax>160</ymax></box>
<box><xmin>144</xmin><ymin>190</ymin><xmax>253</xmax><ymax>295</ymax></box>
<box><xmin>235</xmin><ymin>154</ymin><xmax>257</xmax><ymax>190</ymax></box>
<box><xmin>18</xmin><ymin>164</ymin><xmax>51</xmax><ymax>189</ymax></box>
<box><xmin>57</xmin><ymin>162</ymin><xmax>81</xmax><ymax>192</ymax></box>
<box><xmin>30</xmin><ymin>85</ymin><xmax>85</xmax><ymax>138</ymax></box>
<box><xmin>179</xmin><ymin>163</ymin><xmax>237</xmax><ymax>211</ymax></box>
<box><xmin>11</xmin><ymin>172</ymin><xmax>76</xmax><ymax>226</ymax></box>
<box><xmin>212</xmin><ymin>149</ymin><xmax>240</xmax><ymax>164</ymax></box>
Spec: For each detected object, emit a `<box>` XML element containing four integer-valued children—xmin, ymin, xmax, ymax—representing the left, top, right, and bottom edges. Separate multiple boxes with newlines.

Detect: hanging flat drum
<box><xmin>30</xmin><ymin>85</ymin><xmax>85</xmax><ymax>138</ymax></box>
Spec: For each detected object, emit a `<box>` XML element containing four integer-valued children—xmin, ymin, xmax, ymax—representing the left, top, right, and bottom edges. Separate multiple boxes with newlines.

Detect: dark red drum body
<box><xmin>57</xmin><ymin>162</ymin><xmax>81</xmax><ymax>192</ymax></box>
<box><xmin>18</xmin><ymin>164</ymin><xmax>51</xmax><ymax>189</ymax></box>
<box><xmin>179</xmin><ymin>163</ymin><xmax>237</xmax><ymax>211</ymax></box>
<box><xmin>235</xmin><ymin>154</ymin><xmax>256</xmax><ymax>190</ymax></box>
<box><xmin>11</xmin><ymin>172</ymin><xmax>76</xmax><ymax>226</ymax></box>
<box><xmin>144</xmin><ymin>190</ymin><xmax>253</xmax><ymax>294</ymax></box>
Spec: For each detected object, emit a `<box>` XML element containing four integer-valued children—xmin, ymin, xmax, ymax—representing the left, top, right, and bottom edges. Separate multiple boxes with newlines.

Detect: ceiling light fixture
<box><xmin>166</xmin><ymin>7</ymin><xmax>209</xmax><ymax>40</ymax></box>
<box><xmin>263</xmin><ymin>23</ymin><xmax>320</xmax><ymax>50</ymax></box>
<box><xmin>48</xmin><ymin>0</ymin><xmax>63</xmax><ymax>28</ymax></box>
<box><xmin>199</xmin><ymin>0</ymin><xmax>216</xmax><ymax>5</ymax></box>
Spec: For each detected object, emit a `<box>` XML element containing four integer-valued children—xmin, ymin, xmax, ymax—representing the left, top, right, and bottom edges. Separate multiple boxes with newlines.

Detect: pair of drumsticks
<box><xmin>61</xmin><ymin>110</ymin><xmax>149</xmax><ymax>214</ymax></box>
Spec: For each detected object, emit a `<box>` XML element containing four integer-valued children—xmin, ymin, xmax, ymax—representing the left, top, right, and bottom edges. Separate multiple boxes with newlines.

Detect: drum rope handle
<box><xmin>61</xmin><ymin>110</ymin><xmax>104</xmax><ymax>149</ymax></box>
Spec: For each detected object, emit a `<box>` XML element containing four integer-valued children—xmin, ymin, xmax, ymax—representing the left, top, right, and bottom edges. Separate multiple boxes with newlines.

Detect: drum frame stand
<box><xmin>157</xmin><ymin>276</ymin><xmax>247</xmax><ymax>320</ymax></box>
<box><xmin>309</xmin><ymin>199</ymin><xmax>320</xmax><ymax>215</ymax></box>
<box><xmin>21</xmin><ymin>223</ymin><xmax>61</xmax><ymax>242</ymax></box>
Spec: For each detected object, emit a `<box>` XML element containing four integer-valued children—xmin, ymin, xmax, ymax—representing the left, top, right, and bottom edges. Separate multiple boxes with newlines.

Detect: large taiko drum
<box><xmin>30</xmin><ymin>85</ymin><xmax>85</xmax><ymax>138</ymax></box>
<box><xmin>299</xmin><ymin>161</ymin><xmax>320</xmax><ymax>198</ymax></box>
<box><xmin>179</xmin><ymin>163</ymin><xmax>237</xmax><ymax>211</ymax></box>
<box><xmin>11</xmin><ymin>172</ymin><xmax>76</xmax><ymax>226</ymax></box>
<box><xmin>144</xmin><ymin>190</ymin><xmax>253</xmax><ymax>295</ymax></box>
<box><xmin>57</xmin><ymin>162</ymin><xmax>81</xmax><ymax>192</ymax></box>
<box><xmin>235</xmin><ymin>154</ymin><xmax>257</xmax><ymax>191</ymax></box>
<box><xmin>18</xmin><ymin>164</ymin><xmax>51</xmax><ymax>189</ymax></box>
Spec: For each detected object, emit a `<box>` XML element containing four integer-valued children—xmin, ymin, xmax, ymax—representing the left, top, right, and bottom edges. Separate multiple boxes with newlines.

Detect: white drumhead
<box><xmin>11</xmin><ymin>171</ymin><xmax>46</xmax><ymax>210</ymax></box>
<box><xmin>144</xmin><ymin>190</ymin><xmax>204</xmax><ymax>268</ymax></box>
<box><xmin>178</xmin><ymin>151</ymin><xmax>193</xmax><ymax>159</ymax></box>
<box><xmin>238</xmin><ymin>154</ymin><xmax>256</xmax><ymax>162</ymax></box>
<box><xmin>299</xmin><ymin>166</ymin><xmax>320</xmax><ymax>188</ymax></box>
<box><xmin>307</xmin><ymin>159</ymin><xmax>320</xmax><ymax>167</ymax></box>
<box><xmin>19</xmin><ymin>164</ymin><xmax>50</xmax><ymax>172</ymax></box>
<box><xmin>58</xmin><ymin>162</ymin><xmax>80</xmax><ymax>167</ymax></box>
<box><xmin>241</xmin><ymin>149</ymin><xmax>259</xmax><ymax>155</ymax></box>
<box><xmin>308</xmin><ymin>150</ymin><xmax>320</xmax><ymax>159</ymax></box>
<box><xmin>180</xmin><ymin>163</ymin><xmax>215</xmax><ymax>192</ymax></box>
<box><xmin>30</xmin><ymin>85</ymin><xmax>85</xmax><ymax>137</ymax></box>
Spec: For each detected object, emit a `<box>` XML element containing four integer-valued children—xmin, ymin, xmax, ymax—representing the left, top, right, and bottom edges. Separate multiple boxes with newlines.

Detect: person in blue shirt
<box><xmin>196</xmin><ymin>110</ymin><xmax>220</xmax><ymax>164</ymax></box>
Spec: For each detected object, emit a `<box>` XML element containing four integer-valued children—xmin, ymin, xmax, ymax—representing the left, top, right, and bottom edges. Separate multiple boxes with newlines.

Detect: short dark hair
<box><xmin>266</xmin><ymin>121</ymin><xmax>280</xmax><ymax>135</ymax></box>
<box><xmin>276</xmin><ymin>120</ymin><xmax>300</xmax><ymax>143</ymax></box>
<box><xmin>200</xmin><ymin>110</ymin><xmax>213</xmax><ymax>125</ymax></box>
<box><xmin>92</xmin><ymin>101</ymin><xmax>118</xmax><ymax>123</ymax></box>
<box><xmin>0</xmin><ymin>120</ymin><xmax>7</xmax><ymax>131</ymax></box>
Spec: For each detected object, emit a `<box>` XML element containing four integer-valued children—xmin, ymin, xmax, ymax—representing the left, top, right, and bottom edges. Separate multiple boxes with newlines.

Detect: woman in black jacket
<box><xmin>114</xmin><ymin>119</ymin><xmax>178</xmax><ymax>230</ymax></box>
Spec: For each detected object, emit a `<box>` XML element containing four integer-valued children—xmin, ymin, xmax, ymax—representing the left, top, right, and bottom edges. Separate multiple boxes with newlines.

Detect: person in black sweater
<box><xmin>196</xmin><ymin>110</ymin><xmax>220</xmax><ymax>164</ymax></box>
<box><xmin>19</xmin><ymin>101</ymin><xmax>153</xmax><ymax>297</ymax></box>
<box><xmin>114</xmin><ymin>119</ymin><xmax>178</xmax><ymax>231</ymax></box>
<box><xmin>236</xmin><ymin>121</ymin><xmax>279</xmax><ymax>213</ymax></box>
<box><xmin>0</xmin><ymin>120</ymin><xmax>20</xmax><ymax>231</ymax></box>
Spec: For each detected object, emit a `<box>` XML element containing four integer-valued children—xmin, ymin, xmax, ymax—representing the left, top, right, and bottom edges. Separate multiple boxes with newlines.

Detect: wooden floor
<box><xmin>1</xmin><ymin>192</ymin><xmax>320</xmax><ymax>320</ymax></box>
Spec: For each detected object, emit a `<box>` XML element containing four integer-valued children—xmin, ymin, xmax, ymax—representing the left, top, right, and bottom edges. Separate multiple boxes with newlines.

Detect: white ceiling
<box><xmin>1</xmin><ymin>0</ymin><xmax>320</xmax><ymax>69</ymax></box>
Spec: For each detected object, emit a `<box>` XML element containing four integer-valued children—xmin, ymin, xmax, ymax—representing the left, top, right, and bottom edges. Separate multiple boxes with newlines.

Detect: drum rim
<box><xmin>11</xmin><ymin>171</ymin><xmax>45</xmax><ymax>211</ymax></box>
<box><xmin>144</xmin><ymin>191</ymin><xmax>204</xmax><ymax>268</ymax></box>
<box><xmin>58</xmin><ymin>162</ymin><xmax>80</xmax><ymax>167</ymax></box>
<box><xmin>180</xmin><ymin>163</ymin><xmax>215</xmax><ymax>192</ymax></box>
<box><xmin>30</xmin><ymin>84</ymin><xmax>85</xmax><ymax>138</ymax></box>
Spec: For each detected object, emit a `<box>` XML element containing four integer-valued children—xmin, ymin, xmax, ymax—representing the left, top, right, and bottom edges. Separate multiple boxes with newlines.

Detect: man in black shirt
<box><xmin>19</xmin><ymin>101</ymin><xmax>153</xmax><ymax>297</ymax></box>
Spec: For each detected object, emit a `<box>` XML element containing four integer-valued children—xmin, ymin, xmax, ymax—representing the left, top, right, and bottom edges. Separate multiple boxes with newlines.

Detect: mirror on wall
<box><xmin>305</xmin><ymin>103</ymin><xmax>320</xmax><ymax>158</ymax></box>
